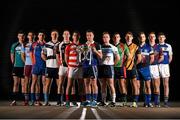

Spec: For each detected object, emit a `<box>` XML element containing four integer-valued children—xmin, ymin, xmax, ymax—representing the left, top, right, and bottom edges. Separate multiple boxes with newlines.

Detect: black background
<box><xmin>0</xmin><ymin>0</ymin><xmax>179</xmax><ymax>101</ymax></box>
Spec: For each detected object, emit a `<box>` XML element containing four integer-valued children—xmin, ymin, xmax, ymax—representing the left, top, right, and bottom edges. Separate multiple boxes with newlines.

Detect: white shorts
<box><xmin>68</xmin><ymin>67</ymin><xmax>83</xmax><ymax>79</ymax></box>
<box><xmin>58</xmin><ymin>65</ymin><xmax>68</xmax><ymax>76</ymax></box>
<box><xmin>158</xmin><ymin>64</ymin><xmax>170</xmax><ymax>78</ymax></box>
<box><xmin>150</xmin><ymin>65</ymin><xmax>160</xmax><ymax>79</ymax></box>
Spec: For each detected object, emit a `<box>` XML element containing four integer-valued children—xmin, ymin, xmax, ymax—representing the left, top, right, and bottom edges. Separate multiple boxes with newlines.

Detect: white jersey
<box><xmin>101</xmin><ymin>43</ymin><xmax>118</xmax><ymax>65</ymax></box>
<box><xmin>42</xmin><ymin>41</ymin><xmax>60</xmax><ymax>68</ymax></box>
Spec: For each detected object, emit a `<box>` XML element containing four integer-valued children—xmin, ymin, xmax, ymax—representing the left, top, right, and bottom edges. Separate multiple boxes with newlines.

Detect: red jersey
<box><xmin>65</xmin><ymin>43</ymin><xmax>81</xmax><ymax>67</ymax></box>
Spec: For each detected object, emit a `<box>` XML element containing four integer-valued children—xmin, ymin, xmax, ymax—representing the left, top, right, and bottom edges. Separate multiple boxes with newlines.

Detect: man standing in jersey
<box><xmin>30</xmin><ymin>31</ymin><xmax>46</xmax><ymax>106</ymax></box>
<box><xmin>98</xmin><ymin>32</ymin><xmax>120</xmax><ymax>107</ymax></box>
<box><xmin>148</xmin><ymin>32</ymin><xmax>164</xmax><ymax>107</ymax></box>
<box><xmin>65</xmin><ymin>31</ymin><xmax>85</xmax><ymax>107</ymax></box>
<box><xmin>10</xmin><ymin>31</ymin><xmax>25</xmax><ymax>106</ymax></box>
<box><xmin>41</xmin><ymin>29</ymin><xmax>60</xmax><ymax>106</ymax></box>
<box><xmin>137</xmin><ymin>32</ymin><xmax>154</xmax><ymax>107</ymax></box>
<box><xmin>56</xmin><ymin>30</ymin><xmax>71</xmax><ymax>106</ymax></box>
<box><xmin>21</xmin><ymin>31</ymin><xmax>36</xmax><ymax>105</ymax></box>
<box><xmin>82</xmin><ymin>29</ymin><xmax>102</xmax><ymax>107</ymax></box>
<box><xmin>125</xmin><ymin>32</ymin><xmax>139</xmax><ymax>107</ymax></box>
<box><xmin>158</xmin><ymin>32</ymin><xmax>173</xmax><ymax>107</ymax></box>
<box><xmin>112</xmin><ymin>32</ymin><xmax>130</xmax><ymax>106</ymax></box>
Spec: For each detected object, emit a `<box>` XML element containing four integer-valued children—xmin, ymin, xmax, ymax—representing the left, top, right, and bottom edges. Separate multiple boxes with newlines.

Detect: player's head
<box><xmin>27</xmin><ymin>31</ymin><xmax>35</xmax><ymax>42</ymax></box>
<box><xmin>51</xmin><ymin>29</ymin><xmax>59</xmax><ymax>40</ymax></box>
<box><xmin>86</xmin><ymin>29</ymin><xmax>94</xmax><ymax>42</ymax></box>
<box><xmin>62</xmin><ymin>30</ymin><xmax>70</xmax><ymax>42</ymax></box>
<box><xmin>102</xmin><ymin>32</ymin><xmax>110</xmax><ymax>44</ymax></box>
<box><xmin>72</xmin><ymin>31</ymin><xmax>80</xmax><ymax>43</ymax></box>
<box><xmin>138</xmin><ymin>32</ymin><xmax>146</xmax><ymax>43</ymax></box>
<box><xmin>158</xmin><ymin>32</ymin><xmax>166</xmax><ymax>44</ymax></box>
<box><xmin>148</xmin><ymin>32</ymin><xmax>156</xmax><ymax>43</ymax></box>
<box><xmin>17</xmin><ymin>30</ymin><xmax>25</xmax><ymax>42</ymax></box>
<box><xmin>38</xmin><ymin>30</ymin><xmax>45</xmax><ymax>41</ymax></box>
<box><xmin>112</xmin><ymin>32</ymin><xmax>121</xmax><ymax>44</ymax></box>
<box><xmin>125</xmin><ymin>31</ymin><xmax>133</xmax><ymax>44</ymax></box>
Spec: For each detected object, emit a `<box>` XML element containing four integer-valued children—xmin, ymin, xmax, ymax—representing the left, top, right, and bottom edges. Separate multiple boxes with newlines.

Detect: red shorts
<box><xmin>24</xmin><ymin>65</ymin><xmax>32</xmax><ymax>77</ymax></box>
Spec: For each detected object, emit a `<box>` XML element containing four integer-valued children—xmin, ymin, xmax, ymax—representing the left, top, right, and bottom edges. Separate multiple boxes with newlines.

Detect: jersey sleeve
<box><xmin>10</xmin><ymin>43</ymin><xmax>16</xmax><ymax>54</ymax></box>
<box><xmin>21</xmin><ymin>44</ymin><xmax>25</xmax><ymax>53</ymax></box>
<box><xmin>149</xmin><ymin>46</ymin><xmax>154</xmax><ymax>55</ymax></box>
<box><xmin>95</xmin><ymin>43</ymin><xmax>101</xmax><ymax>51</ymax></box>
<box><xmin>167</xmin><ymin>44</ymin><xmax>173</xmax><ymax>56</ymax></box>
<box><xmin>113</xmin><ymin>46</ymin><xmax>119</xmax><ymax>55</ymax></box>
<box><xmin>65</xmin><ymin>45</ymin><xmax>70</xmax><ymax>56</ymax></box>
<box><xmin>41</xmin><ymin>45</ymin><xmax>47</xmax><ymax>55</ymax></box>
<box><xmin>124</xmin><ymin>44</ymin><xmax>130</xmax><ymax>56</ymax></box>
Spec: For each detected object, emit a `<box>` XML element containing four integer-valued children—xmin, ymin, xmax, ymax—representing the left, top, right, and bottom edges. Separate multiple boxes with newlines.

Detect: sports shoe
<box><xmin>108</xmin><ymin>102</ymin><xmax>116</xmax><ymax>107</ymax></box>
<box><xmin>56</xmin><ymin>101</ymin><xmax>62</xmax><ymax>106</ymax></box>
<box><xmin>130</xmin><ymin>102</ymin><xmax>138</xmax><ymax>108</ymax></box>
<box><xmin>10</xmin><ymin>100</ymin><xmax>16</xmax><ymax>106</ymax></box>
<box><xmin>72</xmin><ymin>101</ymin><xmax>78</xmax><ymax>107</ymax></box>
<box><xmin>98</xmin><ymin>101</ymin><xmax>107</xmax><ymax>106</ymax></box>
<box><xmin>43</xmin><ymin>102</ymin><xmax>51</xmax><ymax>106</ymax></box>
<box><xmin>34</xmin><ymin>101</ymin><xmax>42</xmax><ymax>106</ymax></box>
<box><xmin>164</xmin><ymin>102</ymin><xmax>169</xmax><ymax>108</ymax></box>
<box><xmin>65</xmin><ymin>101</ymin><xmax>70</xmax><ymax>107</ymax></box>
<box><xmin>83</xmin><ymin>101</ymin><xmax>91</xmax><ymax>107</ymax></box>
<box><xmin>154</xmin><ymin>104</ymin><xmax>161</xmax><ymax>107</ymax></box>
<box><xmin>23</xmin><ymin>101</ymin><xmax>29</xmax><ymax>106</ymax></box>
<box><xmin>91</xmin><ymin>100</ymin><xmax>97</xmax><ymax>107</ymax></box>
<box><xmin>144</xmin><ymin>103</ymin><xmax>153</xmax><ymax>108</ymax></box>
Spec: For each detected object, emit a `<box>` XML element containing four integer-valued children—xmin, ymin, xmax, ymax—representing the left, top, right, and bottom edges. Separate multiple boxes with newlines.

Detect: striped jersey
<box><xmin>125</xmin><ymin>43</ymin><xmax>138</xmax><ymax>70</ymax></box>
<box><xmin>65</xmin><ymin>43</ymin><xmax>82</xmax><ymax>67</ymax></box>
<box><xmin>21</xmin><ymin>42</ymin><xmax>33</xmax><ymax>65</ymax></box>
<box><xmin>42</xmin><ymin>41</ymin><xmax>60</xmax><ymax>68</ymax></box>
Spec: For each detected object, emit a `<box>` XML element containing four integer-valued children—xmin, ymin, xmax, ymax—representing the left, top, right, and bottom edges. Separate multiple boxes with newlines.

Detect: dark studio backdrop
<box><xmin>0</xmin><ymin>0</ymin><xmax>179</xmax><ymax>101</ymax></box>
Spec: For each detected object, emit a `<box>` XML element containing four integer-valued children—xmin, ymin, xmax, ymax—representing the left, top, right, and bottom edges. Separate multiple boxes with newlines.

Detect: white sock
<box><xmin>112</xmin><ymin>94</ymin><xmax>116</xmax><ymax>103</ymax></box>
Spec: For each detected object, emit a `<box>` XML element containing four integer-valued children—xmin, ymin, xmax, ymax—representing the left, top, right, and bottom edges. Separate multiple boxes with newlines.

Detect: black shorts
<box><xmin>114</xmin><ymin>67</ymin><xmax>126</xmax><ymax>79</ymax></box>
<box><xmin>45</xmin><ymin>68</ymin><xmax>59</xmax><ymax>79</ymax></box>
<box><xmin>83</xmin><ymin>66</ymin><xmax>98</xmax><ymax>79</ymax></box>
<box><xmin>12</xmin><ymin>67</ymin><xmax>24</xmax><ymax>78</ymax></box>
<box><xmin>98</xmin><ymin>65</ymin><xmax>114</xmax><ymax>79</ymax></box>
<box><xmin>126</xmin><ymin>68</ymin><xmax>138</xmax><ymax>80</ymax></box>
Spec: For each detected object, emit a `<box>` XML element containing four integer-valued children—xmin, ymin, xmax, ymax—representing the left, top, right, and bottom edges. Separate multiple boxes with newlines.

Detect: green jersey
<box><xmin>10</xmin><ymin>42</ymin><xmax>24</xmax><ymax>67</ymax></box>
<box><xmin>115</xmin><ymin>43</ymin><xmax>130</xmax><ymax>67</ymax></box>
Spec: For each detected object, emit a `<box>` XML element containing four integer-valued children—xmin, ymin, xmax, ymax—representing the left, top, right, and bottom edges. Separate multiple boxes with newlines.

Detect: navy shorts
<box><xmin>83</xmin><ymin>66</ymin><xmax>98</xmax><ymax>79</ymax></box>
<box><xmin>12</xmin><ymin>67</ymin><xmax>24</xmax><ymax>78</ymax></box>
<box><xmin>114</xmin><ymin>67</ymin><xmax>126</xmax><ymax>79</ymax></box>
<box><xmin>32</xmin><ymin>66</ymin><xmax>45</xmax><ymax>76</ymax></box>
<box><xmin>137</xmin><ymin>66</ymin><xmax>151</xmax><ymax>81</ymax></box>
<box><xmin>98</xmin><ymin>65</ymin><xmax>114</xmax><ymax>79</ymax></box>
<box><xmin>126</xmin><ymin>68</ymin><xmax>138</xmax><ymax>80</ymax></box>
<box><xmin>45</xmin><ymin>68</ymin><xmax>59</xmax><ymax>79</ymax></box>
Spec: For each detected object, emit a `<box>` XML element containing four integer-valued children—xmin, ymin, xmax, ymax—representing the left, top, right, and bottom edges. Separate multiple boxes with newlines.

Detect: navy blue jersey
<box><xmin>137</xmin><ymin>43</ymin><xmax>154</xmax><ymax>68</ymax></box>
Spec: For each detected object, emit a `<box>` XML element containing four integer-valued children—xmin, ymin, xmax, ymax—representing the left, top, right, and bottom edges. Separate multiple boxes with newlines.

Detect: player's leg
<box><xmin>107</xmin><ymin>78</ymin><xmax>116</xmax><ymax>107</ymax></box>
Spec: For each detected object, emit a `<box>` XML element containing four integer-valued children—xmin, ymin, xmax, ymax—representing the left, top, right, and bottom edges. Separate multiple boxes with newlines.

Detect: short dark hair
<box><xmin>158</xmin><ymin>32</ymin><xmax>165</xmax><ymax>37</ymax></box>
<box><xmin>86</xmin><ymin>29</ymin><xmax>94</xmax><ymax>34</ymax></box>
<box><xmin>126</xmin><ymin>31</ymin><xmax>133</xmax><ymax>36</ymax></box>
<box><xmin>17</xmin><ymin>30</ymin><xmax>25</xmax><ymax>35</ymax></box>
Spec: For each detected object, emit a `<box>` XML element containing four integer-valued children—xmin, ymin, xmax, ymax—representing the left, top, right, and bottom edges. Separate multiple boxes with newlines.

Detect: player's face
<box><xmin>51</xmin><ymin>31</ymin><xmax>58</xmax><ymax>40</ymax></box>
<box><xmin>63</xmin><ymin>31</ymin><xmax>70</xmax><ymax>41</ymax></box>
<box><xmin>86</xmin><ymin>32</ymin><xmax>94</xmax><ymax>41</ymax></box>
<box><xmin>27</xmin><ymin>32</ymin><xmax>34</xmax><ymax>41</ymax></box>
<box><xmin>158</xmin><ymin>35</ymin><xmax>166</xmax><ymax>43</ymax></box>
<box><xmin>72</xmin><ymin>33</ymin><xmax>80</xmax><ymax>43</ymax></box>
<box><xmin>18</xmin><ymin>33</ymin><xmax>25</xmax><ymax>42</ymax></box>
<box><xmin>103</xmin><ymin>34</ymin><xmax>110</xmax><ymax>44</ymax></box>
<box><xmin>139</xmin><ymin>34</ymin><xmax>146</xmax><ymax>43</ymax></box>
<box><xmin>149</xmin><ymin>33</ymin><xmax>156</xmax><ymax>43</ymax></box>
<box><xmin>38</xmin><ymin>33</ymin><xmax>45</xmax><ymax>41</ymax></box>
<box><xmin>125</xmin><ymin>34</ymin><xmax>133</xmax><ymax>43</ymax></box>
<box><xmin>113</xmin><ymin>34</ymin><xmax>120</xmax><ymax>44</ymax></box>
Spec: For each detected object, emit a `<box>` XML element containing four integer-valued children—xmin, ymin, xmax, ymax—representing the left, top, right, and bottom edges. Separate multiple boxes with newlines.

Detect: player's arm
<box><xmin>114</xmin><ymin>47</ymin><xmax>120</xmax><ymax>65</ymax></box>
<box><xmin>158</xmin><ymin>48</ymin><xmax>164</xmax><ymax>63</ymax></box>
<box><xmin>125</xmin><ymin>45</ymin><xmax>131</xmax><ymax>61</ymax></box>
<box><xmin>92</xmin><ymin>44</ymin><xmax>102</xmax><ymax>59</ymax></box>
<box><xmin>29</xmin><ymin>44</ymin><xmax>35</xmax><ymax>65</ymax></box>
<box><xmin>56</xmin><ymin>45</ymin><xmax>61</xmax><ymax>66</ymax></box>
<box><xmin>41</xmin><ymin>46</ymin><xmax>47</xmax><ymax>61</ymax></box>
<box><xmin>10</xmin><ymin>44</ymin><xmax>15</xmax><ymax>64</ymax></box>
<box><xmin>149</xmin><ymin>48</ymin><xmax>154</xmax><ymax>64</ymax></box>
<box><xmin>21</xmin><ymin>45</ymin><xmax>25</xmax><ymax>63</ymax></box>
<box><xmin>168</xmin><ymin>44</ymin><xmax>173</xmax><ymax>63</ymax></box>
<box><xmin>136</xmin><ymin>47</ymin><xmax>142</xmax><ymax>64</ymax></box>
<box><xmin>65</xmin><ymin>46</ymin><xmax>69</xmax><ymax>65</ymax></box>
